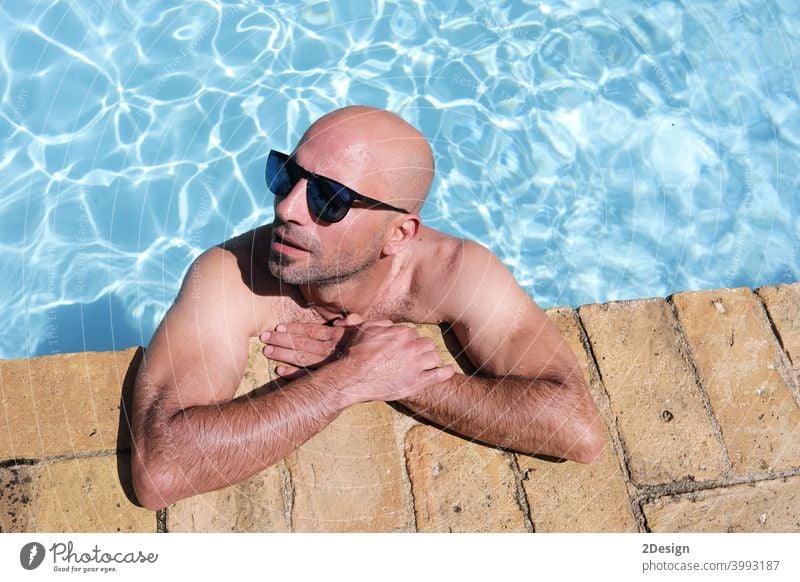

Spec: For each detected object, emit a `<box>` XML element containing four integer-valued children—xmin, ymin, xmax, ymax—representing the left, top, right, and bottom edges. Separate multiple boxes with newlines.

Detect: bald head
<box><xmin>296</xmin><ymin>106</ymin><xmax>434</xmax><ymax>214</ymax></box>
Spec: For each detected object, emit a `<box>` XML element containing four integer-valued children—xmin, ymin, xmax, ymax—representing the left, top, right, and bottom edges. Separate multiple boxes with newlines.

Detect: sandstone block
<box><xmin>0</xmin><ymin>348</ymin><xmax>139</xmax><ymax>459</ymax></box>
<box><xmin>757</xmin><ymin>283</ymin><xmax>800</xmax><ymax>367</ymax></box>
<box><xmin>0</xmin><ymin>465</ymin><xmax>36</xmax><ymax>532</ymax></box>
<box><xmin>518</xmin><ymin>445</ymin><xmax>637</xmax><ymax>532</ymax></box>
<box><xmin>521</xmin><ymin>308</ymin><xmax>635</xmax><ymax>532</ymax></box>
<box><xmin>405</xmin><ymin>425</ymin><xmax>528</xmax><ymax>532</ymax></box>
<box><xmin>33</xmin><ymin>454</ymin><xmax>154</xmax><ymax>532</ymax></box>
<box><xmin>236</xmin><ymin>338</ymin><xmax>280</xmax><ymax>397</ymax></box>
<box><xmin>286</xmin><ymin>402</ymin><xmax>411</xmax><ymax>532</ymax></box>
<box><xmin>168</xmin><ymin>462</ymin><xmax>289</xmax><ymax>532</ymax></box>
<box><xmin>673</xmin><ymin>288</ymin><xmax>800</xmax><ymax>474</ymax></box>
<box><xmin>643</xmin><ymin>476</ymin><xmax>800</xmax><ymax>532</ymax></box>
<box><xmin>579</xmin><ymin>299</ymin><xmax>724</xmax><ymax>485</ymax></box>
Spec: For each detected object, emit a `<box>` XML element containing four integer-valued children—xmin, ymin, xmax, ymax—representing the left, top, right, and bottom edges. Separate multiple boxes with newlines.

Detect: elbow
<box><xmin>564</xmin><ymin>376</ymin><xmax>606</xmax><ymax>464</ymax></box>
<box><xmin>131</xmin><ymin>440</ymin><xmax>180</xmax><ymax>511</ymax></box>
<box><xmin>131</xmin><ymin>394</ymin><xmax>187</xmax><ymax>510</ymax></box>
<box><xmin>570</xmin><ymin>422</ymin><xmax>605</xmax><ymax>464</ymax></box>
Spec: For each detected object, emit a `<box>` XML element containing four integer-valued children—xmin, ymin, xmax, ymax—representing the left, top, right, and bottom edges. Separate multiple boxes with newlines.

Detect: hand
<box><xmin>260</xmin><ymin>314</ymin><xmax>388</xmax><ymax>379</ymax></box>
<box><xmin>321</xmin><ymin>321</ymin><xmax>455</xmax><ymax>407</ymax></box>
<box><xmin>260</xmin><ymin>317</ymin><xmax>454</xmax><ymax>406</ymax></box>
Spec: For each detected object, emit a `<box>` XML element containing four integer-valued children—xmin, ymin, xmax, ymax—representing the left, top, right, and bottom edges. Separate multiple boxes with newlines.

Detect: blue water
<box><xmin>1</xmin><ymin>0</ymin><xmax>798</xmax><ymax>360</ymax></box>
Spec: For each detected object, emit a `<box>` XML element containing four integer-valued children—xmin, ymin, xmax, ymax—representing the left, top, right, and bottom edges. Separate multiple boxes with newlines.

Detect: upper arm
<box><xmin>133</xmin><ymin>247</ymin><xmax>257</xmax><ymax>421</ymax></box>
<box><xmin>440</xmin><ymin>240</ymin><xmax>581</xmax><ymax>383</ymax></box>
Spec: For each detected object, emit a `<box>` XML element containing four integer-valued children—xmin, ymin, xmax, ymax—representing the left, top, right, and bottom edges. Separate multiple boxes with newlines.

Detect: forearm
<box><xmin>397</xmin><ymin>372</ymin><xmax>604</xmax><ymax>463</ymax></box>
<box><xmin>133</xmin><ymin>373</ymin><xmax>344</xmax><ymax>509</ymax></box>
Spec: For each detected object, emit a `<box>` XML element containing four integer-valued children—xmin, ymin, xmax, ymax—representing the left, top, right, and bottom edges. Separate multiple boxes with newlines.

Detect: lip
<box><xmin>272</xmin><ymin>231</ymin><xmax>310</xmax><ymax>255</ymax></box>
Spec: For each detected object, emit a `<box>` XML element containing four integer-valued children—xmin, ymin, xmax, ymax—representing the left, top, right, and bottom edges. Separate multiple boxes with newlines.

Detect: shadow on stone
<box><xmin>438</xmin><ymin>323</ymin><xmax>477</xmax><ymax>375</ymax></box>
<box><xmin>238</xmin><ymin>377</ymin><xmax>289</xmax><ymax>399</ymax></box>
<box><xmin>117</xmin><ymin>347</ymin><xmax>144</xmax><ymax>507</ymax></box>
<box><xmin>389</xmin><ymin>400</ymin><xmax>566</xmax><ymax>464</ymax></box>
<box><xmin>391</xmin><ymin>325</ymin><xmax>566</xmax><ymax>464</ymax></box>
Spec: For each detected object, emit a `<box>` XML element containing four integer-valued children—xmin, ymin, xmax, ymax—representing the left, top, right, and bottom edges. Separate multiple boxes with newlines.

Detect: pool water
<box><xmin>1</xmin><ymin>0</ymin><xmax>798</xmax><ymax>359</ymax></box>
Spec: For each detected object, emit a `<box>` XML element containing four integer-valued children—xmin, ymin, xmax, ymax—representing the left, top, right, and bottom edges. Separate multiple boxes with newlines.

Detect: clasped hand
<box><xmin>258</xmin><ymin>314</ymin><xmax>454</xmax><ymax>405</ymax></box>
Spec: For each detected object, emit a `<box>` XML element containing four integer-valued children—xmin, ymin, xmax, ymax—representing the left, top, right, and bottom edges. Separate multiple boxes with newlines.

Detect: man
<box><xmin>131</xmin><ymin>106</ymin><xmax>604</xmax><ymax>511</ymax></box>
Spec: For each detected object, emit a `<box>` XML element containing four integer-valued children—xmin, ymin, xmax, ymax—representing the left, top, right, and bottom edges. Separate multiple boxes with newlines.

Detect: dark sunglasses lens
<box><xmin>266</xmin><ymin>153</ymin><xmax>297</xmax><ymax>196</ymax></box>
<box><xmin>308</xmin><ymin>179</ymin><xmax>351</xmax><ymax>223</ymax></box>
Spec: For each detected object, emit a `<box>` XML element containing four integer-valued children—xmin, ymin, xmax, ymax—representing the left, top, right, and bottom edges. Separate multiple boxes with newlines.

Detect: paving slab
<box><xmin>757</xmin><ymin>283</ymin><xmax>800</xmax><ymax>367</ymax></box>
<box><xmin>286</xmin><ymin>401</ymin><xmax>412</xmax><ymax>532</ymax></box>
<box><xmin>168</xmin><ymin>462</ymin><xmax>289</xmax><ymax>532</ymax></box>
<box><xmin>579</xmin><ymin>299</ymin><xmax>725</xmax><ymax>485</ymax></box>
<box><xmin>644</xmin><ymin>476</ymin><xmax>800</xmax><ymax>532</ymax></box>
<box><xmin>405</xmin><ymin>424</ymin><xmax>528</xmax><ymax>532</ymax></box>
<box><xmin>0</xmin><ymin>348</ymin><xmax>139</xmax><ymax>459</ymax></box>
<box><xmin>33</xmin><ymin>454</ymin><xmax>154</xmax><ymax>532</ymax></box>
<box><xmin>518</xmin><ymin>308</ymin><xmax>636</xmax><ymax>532</ymax></box>
<box><xmin>0</xmin><ymin>465</ymin><xmax>36</xmax><ymax>532</ymax></box>
<box><xmin>673</xmin><ymin>288</ymin><xmax>800</xmax><ymax>474</ymax></box>
<box><xmin>255</xmin><ymin>324</ymin><xmax>465</xmax><ymax>533</ymax></box>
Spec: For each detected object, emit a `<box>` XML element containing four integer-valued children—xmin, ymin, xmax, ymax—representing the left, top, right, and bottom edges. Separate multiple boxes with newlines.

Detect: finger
<box><xmin>275</xmin><ymin>365</ymin><xmax>310</xmax><ymax>381</ymax></box>
<box><xmin>269</xmin><ymin>322</ymin><xmax>330</xmax><ymax>341</ymax></box>
<box><xmin>414</xmin><ymin>336</ymin><xmax>437</xmax><ymax>353</ymax></box>
<box><xmin>419</xmin><ymin>364</ymin><xmax>456</xmax><ymax>385</ymax></box>
<box><xmin>350</xmin><ymin>319</ymin><xmax>393</xmax><ymax>327</ymax></box>
<box><xmin>279</xmin><ymin>322</ymin><xmax>339</xmax><ymax>342</ymax></box>
<box><xmin>262</xmin><ymin>344</ymin><xmax>326</xmax><ymax>367</ymax></box>
<box><xmin>358</xmin><ymin>320</ymin><xmax>407</xmax><ymax>333</ymax></box>
<box><xmin>275</xmin><ymin>364</ymin><xmax>301</xmax><ymax>376</ymax></box>
<box><xmin>418</xmin><ymin>349</ymin><xmax>443</xmax><ymax>370</ymax></box>
<box><xmin>354</xmin><ymin>322</ymin><xmax>403</xmax><ymax>340</ymax></box>
<box><xmin>264</xmin><ymin>331</ymin><xmax>335</xmax><ymax>356</ymax></box>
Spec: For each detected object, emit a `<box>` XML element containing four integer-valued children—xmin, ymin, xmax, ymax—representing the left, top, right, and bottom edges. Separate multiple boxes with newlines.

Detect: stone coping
<box><xmin>1</xmin><ymin>283</ymin><xmax>798</xmax><ymax>532</ymax></box>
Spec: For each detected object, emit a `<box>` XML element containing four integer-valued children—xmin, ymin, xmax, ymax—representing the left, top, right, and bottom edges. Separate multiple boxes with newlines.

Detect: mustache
<box><xmin>272</xmin><ymin>223</ymin><xmax>317</xmax><ymax>252</ymax></box>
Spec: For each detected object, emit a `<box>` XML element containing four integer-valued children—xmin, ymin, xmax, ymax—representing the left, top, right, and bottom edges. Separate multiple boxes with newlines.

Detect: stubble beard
<box><xmin>268</xmin><ymin>245</ymin><xmax>380</xmax><ymax>287</ymax></box>
<box><xmin>268</xmin><ymin>220</ymin><xmax>388</xmax><ymax>286</ymax></box>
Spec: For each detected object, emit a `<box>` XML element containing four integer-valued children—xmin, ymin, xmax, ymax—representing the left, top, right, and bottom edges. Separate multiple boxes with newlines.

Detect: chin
<box><xmin>268</xmin><ymin>251</ymin><xmax>376</xmax><ymax>286</ymax></box>
<box><xmin>268</xmin><ymin>258</ymin><xmax>296</xmax><ymax>282</ymax></box>
<box><xmin>268</xmin><ymin>256</ymin><xmax>312</xmax><ymax>285</ymax></box>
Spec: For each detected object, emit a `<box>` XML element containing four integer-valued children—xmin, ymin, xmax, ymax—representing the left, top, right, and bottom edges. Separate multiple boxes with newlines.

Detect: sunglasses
<box><xmin>266</xmin><ymin>150</ymin><xmax>411</xmax><ymax>223</ymax></box>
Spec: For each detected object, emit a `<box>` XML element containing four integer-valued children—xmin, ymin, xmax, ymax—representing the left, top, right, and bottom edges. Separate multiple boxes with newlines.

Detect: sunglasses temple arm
<box><xmin>354</xmin><ymin>193</ymin><xmax>411</xmax><ymax>215</ymax></box>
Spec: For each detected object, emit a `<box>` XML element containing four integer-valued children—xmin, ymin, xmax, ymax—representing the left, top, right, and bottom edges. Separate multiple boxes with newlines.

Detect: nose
<box><xmin>274</xmin><ymin>179</ymin><xmax>311</xmax><ymax>225</ymax></box>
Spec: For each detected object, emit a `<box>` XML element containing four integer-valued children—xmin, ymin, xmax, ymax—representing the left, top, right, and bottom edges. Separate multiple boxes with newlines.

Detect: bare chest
<box><xmin>252</xmin><ymin>295</ymin><xmax>327</xmax><ymax>336</ymax></box>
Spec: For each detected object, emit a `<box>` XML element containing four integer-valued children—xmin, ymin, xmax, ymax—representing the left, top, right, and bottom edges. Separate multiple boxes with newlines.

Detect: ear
<box><xmin>382</xmin><ymin>215</ymin><xmax>421</xmax><ymax>256</ymax></box>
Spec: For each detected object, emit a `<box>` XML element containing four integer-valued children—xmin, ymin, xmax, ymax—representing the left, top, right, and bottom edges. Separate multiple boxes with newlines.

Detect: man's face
<box><xmin>267</xmin><ymin>136</ymin><xmax>389</xmax><ymax>286</ymax></box>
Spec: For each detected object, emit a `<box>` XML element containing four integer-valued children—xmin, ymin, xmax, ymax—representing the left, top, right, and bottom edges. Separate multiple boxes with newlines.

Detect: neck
<box><xmin>299</xmin><ymin>255</ymin><xmax>403</xmax><ymax>321</ymax></box>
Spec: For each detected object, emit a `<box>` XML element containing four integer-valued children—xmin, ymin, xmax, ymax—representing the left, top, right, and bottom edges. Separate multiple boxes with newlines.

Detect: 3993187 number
<box><xmin>730</xmin><ymin>561</ymin><xmax>780</xmax><ymax>571</ymax></box>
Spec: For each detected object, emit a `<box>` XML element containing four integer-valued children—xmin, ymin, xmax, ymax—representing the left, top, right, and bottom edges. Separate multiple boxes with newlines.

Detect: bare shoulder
<box><xmin>137</xmin><ymin>226</ymin><xmax>298</xmax><ymax>407</ymax></box>
<box><xmin>410</xmin><ymin>227</ymin><xmax>507</xmax><ymax>322</ymax></box>
<box><xmin>412</xmin><ymin>226</ymin><xmax>472</xmax><ymax>278</ymax></box>
<box><xmin>411</xmin><ymin>228</ymin><xmax>578</xmax><ymax>380</ymax></box>
<box><xmin>187</xmin><ymin>227</ymin><xmax>270</xmax><ymax>329</ymax></box>
<box><xmin>197</xmin><ymin>225</ymin><xmax>312</xmax><ymax>331</ymax></box>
